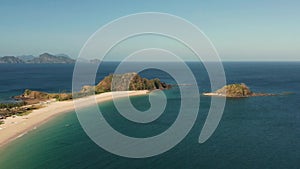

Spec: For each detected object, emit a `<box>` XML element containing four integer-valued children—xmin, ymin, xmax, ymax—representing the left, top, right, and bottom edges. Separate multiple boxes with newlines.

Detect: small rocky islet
<box><xmin>203</xmin><ymin>83</ymin><xmax>276</xmax><ymax>98</ymax></box>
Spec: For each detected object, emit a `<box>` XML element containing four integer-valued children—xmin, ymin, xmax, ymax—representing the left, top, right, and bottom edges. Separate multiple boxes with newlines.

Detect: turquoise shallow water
<box><xmin>0</xmin><ymin>62</ymin><xmax>299</xmax><ymax>169</ymax></box>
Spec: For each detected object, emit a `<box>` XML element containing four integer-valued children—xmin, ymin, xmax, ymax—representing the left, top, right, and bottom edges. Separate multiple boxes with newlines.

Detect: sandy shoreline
<box><xmin>203</xmin><ymin>93</ymin><xmax>224</xmax><ymax>96</ymax></box>
<box><xmin>0</xmin><ymin>90</ymin><xmax>148</xmax><ymax>147</ymax></box>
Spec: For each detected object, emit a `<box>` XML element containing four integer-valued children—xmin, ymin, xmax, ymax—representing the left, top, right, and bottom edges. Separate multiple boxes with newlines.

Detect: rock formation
<box><xmin>203</xmin><ymin>83</ymin><xmax>275</xmax><ymax>98</ymax></box>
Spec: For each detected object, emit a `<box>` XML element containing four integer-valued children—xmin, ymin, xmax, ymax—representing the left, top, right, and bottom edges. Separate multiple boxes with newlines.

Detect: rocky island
<box><xmin>81</xmin><ymin>72</ymin><xmax>171</xmax><ymax>94</ymax></box>
<box><xmin>28</xmin><ymin>53</ymin><xmax>75</xmax><ymax>64</ymax></box>
<box><xmin>0</xmin><ymin>53</ymin><xmax>75</xmax><ymax>64</ymax></box>
<box><xmin>203</xmin><ymin>83</ymin><xmax>275</xmax><ymax>98</ymax></box>
<box><xmin>0</xmin><ymin>56</ymin><xmax>25</xmax><ymax>63</ymax></box>
<box><xmin>0</xmin><ymin>53</ymin><xmax>106</xmax><ymax>64</ymax></box>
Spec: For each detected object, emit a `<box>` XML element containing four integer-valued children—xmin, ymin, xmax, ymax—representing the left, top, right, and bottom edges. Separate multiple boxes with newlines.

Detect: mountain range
<box><xmin>0</xmin><ymin>53</ymin><xmax>75</xmax><ymax>64</ymax></box>
<box><xmin>0</xmin><ymin>56</ymin><xmax>25</xmax><ymax>64</ymax></box>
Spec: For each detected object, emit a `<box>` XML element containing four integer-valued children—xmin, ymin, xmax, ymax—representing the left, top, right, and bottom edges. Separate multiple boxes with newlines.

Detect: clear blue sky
<box><xmin>0</xmin><ymin>0</ymin><xmax>299</xmax><ymax>61</ymax></box>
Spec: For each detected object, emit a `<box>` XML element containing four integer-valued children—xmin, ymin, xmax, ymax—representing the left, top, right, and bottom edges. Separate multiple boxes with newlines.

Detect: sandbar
<box><xmin>0</xmin><ymin>90</ymin><xmax>148</xmax><ymax>147</ymax></box>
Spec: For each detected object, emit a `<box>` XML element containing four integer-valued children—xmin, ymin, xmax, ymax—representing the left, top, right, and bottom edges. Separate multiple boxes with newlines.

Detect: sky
<box><xmin>0</xmin><ymin>0</ymin><xmax>299</xmax><ymax>61</ymax></box>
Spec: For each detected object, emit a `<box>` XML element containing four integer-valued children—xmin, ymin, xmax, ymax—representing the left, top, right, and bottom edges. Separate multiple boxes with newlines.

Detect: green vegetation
<box><xmin>0</xmin><ymin>101</ymin><xmax>26</xmax><ymax>109</ymax></box>
<box><xmin>49</xmin><ymin>93</ymin><xmax>72</xmax><ymax>101</ymax></box>
<box><xmin>94</xmin><ymin>73</ymin><xmax>171</xmax><ymax>93</ymax></box>
<box><xmin>95</xmin><ymin>74</ymin><xmax>113</xmax><ymax>93</ymax></box>
<box><xmin>17</xmin><ymin>73</ymin><xmax>171</xmax><ymax>102</ymax></box>
<box><xmin>0</xmin><ymin>103</ymin><xmax>42</xmax><ymax>120</ymax></box>
<box><xmin>0</xmin><ymin>72</ymin><xmax>171</xmax><ymax>122</ymax></box>
<box><xmin>214</xmin><ymin>83</ymin><xmax>252</xmax><ymax>97</ymax></box>
<box><xmin>16</xmin><ymin>89</ymin><xmax>73</xmax><ymax>103</ymax></box>
<box><xmin>24</xmin><ymin>89</ymin><xmax>31</xmax><ymax>95</ymax></box>
<box><xmin>17</xmin><ymin>105</ymin><xmax>43</xmax><ymax>116</ymax></box>
<box><xmin>206</xmin><ymin>83</ymin><xmax>277</xmax><ymax>98</ymax></box>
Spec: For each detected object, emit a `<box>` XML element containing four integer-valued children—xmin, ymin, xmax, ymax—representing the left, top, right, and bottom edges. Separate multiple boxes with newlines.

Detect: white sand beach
<box><xmin>203</xmin><ymin>92</ymin><xmax>225</xmax><ymax>96</ymax></box>
<box><xmin>0</xmin><ymin>90</ymin><xmax>148</xmax><ymax>147</ymax></box>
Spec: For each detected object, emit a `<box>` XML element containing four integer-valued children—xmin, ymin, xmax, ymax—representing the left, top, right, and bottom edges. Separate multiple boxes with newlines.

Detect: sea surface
<box><xmin>0</xmin><ymin>62</ymin><xmax>299</xmax><ymax>169</ymax></box>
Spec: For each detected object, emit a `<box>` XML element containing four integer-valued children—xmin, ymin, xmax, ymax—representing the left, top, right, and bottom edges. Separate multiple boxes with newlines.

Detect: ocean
<box><xmin>0</xmin><ymin>62</ymin><xmax>299</xmax><ymax>169</ymax></box>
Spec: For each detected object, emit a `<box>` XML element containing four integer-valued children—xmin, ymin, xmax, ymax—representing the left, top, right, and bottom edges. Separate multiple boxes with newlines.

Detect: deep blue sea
<box><xmin>0</xmin><ymin>62</ymin><xmax>299</xmax><ymax>169</ymax></box>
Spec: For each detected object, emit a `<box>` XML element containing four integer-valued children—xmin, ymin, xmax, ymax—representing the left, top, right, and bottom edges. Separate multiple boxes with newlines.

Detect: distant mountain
<box><xmin>29</xmin><ymin>53</ymin><xmax>75</xmax><ymax>64</ymax></box>
<box><xmin>0</xmin><ymin>56</ymin><xmax>25</xmax><ymax>63</ymax></box>
<box><xmin>55</xmin><ymin>53</ymin><xmax>70</xmax><ymax>58</ymax></box>
<box><xmin>0</xmin><ymin>53</ymin><xmax>75</xmax><ymax>64</ymax></box>
<box><xmin>89</xmin><ymin>59</ymin><xmax>101</xmax><ymax>64</ymax></box>
<box><xmin>17</xmin><ymin>55</ymin><xmax>35</xmax><ymax>62</ymax></box>
<box><xmin>76</xmin><ymin>58</ymin><xmax>89</xmax><ymax>63</ymax></box>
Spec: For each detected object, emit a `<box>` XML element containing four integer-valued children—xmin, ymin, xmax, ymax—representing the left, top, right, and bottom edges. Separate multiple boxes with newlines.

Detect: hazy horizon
<box><xmin>0</xmin><ymin>0</ymin><xmax>299</xmax><ymax>61</ymax></box>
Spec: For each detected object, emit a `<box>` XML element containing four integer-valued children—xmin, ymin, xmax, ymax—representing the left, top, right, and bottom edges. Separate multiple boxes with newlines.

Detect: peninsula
<box><xmin>0</xmin><ymin>72</ymin><xmax>171</xmax><ymax>147</ymax></box>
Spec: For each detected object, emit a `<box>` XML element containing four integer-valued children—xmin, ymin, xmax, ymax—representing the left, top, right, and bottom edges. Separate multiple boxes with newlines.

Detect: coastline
<box><xmin>203</xmin><ymin>92</ymin><xmax>277</xmax><ymax>98</ymax></box>
<box><xmin>202</xmin><ymin>92</ymin><xmax>247</xmax><ymax>98</ymax></box>
<box><xmin>0</xmin><ymin>90</ymin><xmax>149</xmax><ymax>147</ymax></box>
<box><xmin>203</xmin><ymin>93</ymin><xmax>225</xmax><ymax>96</ymax></box>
